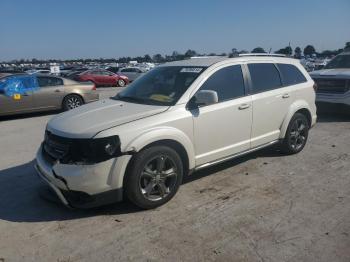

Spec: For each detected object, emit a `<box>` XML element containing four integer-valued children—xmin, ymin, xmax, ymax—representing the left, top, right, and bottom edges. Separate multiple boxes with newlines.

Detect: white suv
<box><xmin>35</xmin><ymin>55</ymin><xmax>317</xmax><ymax>209</ymax></box>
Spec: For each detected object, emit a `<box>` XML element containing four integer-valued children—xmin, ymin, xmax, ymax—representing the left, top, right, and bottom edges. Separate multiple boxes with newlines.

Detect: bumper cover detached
<box><xmin>35</xmin><ymin>145</ymin><xmax>124</xmax><ymax>209</ymax></box>
<box><xmin>35</xmin><ymin>163</ymin><xmax>123</xmax><ymax>208</ymax></box>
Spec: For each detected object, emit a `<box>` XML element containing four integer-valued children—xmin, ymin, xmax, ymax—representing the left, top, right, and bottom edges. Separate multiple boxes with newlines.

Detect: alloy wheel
<box><xmin>289</xmin><ymin>118</ymin><xmax>307</xmax><ymax>151</ymax></box>
<box><xmin>139</xmin><ymin>155</ymin><xmax>178</xmax><ymax>201</ymax></box>
<box><xmin>66</xmin><ymin>96</ymin><xmax>81</xmax><ymax>109</ymax></box>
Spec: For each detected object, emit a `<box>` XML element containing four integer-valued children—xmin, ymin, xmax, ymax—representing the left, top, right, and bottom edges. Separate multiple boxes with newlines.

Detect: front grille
<box><xmin>43</xmin><ymin>131</ymin><xmax>71</xmax><ymax>163</ymax></box>
<box><xmin>314</xmin><ymin>79</ymin><xmax>349</xmax><ymax>94</ymax></box>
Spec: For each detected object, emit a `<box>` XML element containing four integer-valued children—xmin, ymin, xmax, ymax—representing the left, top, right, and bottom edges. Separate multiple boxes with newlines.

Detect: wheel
<box><xmin>117</xmin><ymin>79</ymin><xmax>126</xmax><ymax>87</ymax></box>
<box><xmin>125</xmin><ymin>146</ymin><xmax>183</xmax><ymax>209</ymax></box>
<box><xmin>62</xmin><ymin>94</ymin><xmax>84</xmax><ymax>111</ymax></box>
<box><xmin>281</xmin><ymin>113</ymin><xmax>309</xmax><ymax>154</ymax></box>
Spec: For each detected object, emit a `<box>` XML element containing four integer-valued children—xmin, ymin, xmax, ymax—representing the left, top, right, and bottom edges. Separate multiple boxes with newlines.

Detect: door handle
<box><xmin>282</xmin><ymin>94</ymin><xmax>290</xmax><ymax>99</ymax></box>
<box><xmin>238</xmin><ymin>104</ymin><xmax>250</xmax><ymax>110</ymax></box>
<box><xmin>54</xmin><ymin>89</ymin><xmax>61</xmax><ymax>93</ymax></box>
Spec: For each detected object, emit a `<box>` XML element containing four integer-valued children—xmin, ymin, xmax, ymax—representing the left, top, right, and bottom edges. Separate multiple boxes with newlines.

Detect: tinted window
<box><xmin>121</xmin><ymin>68</ymin><xmax>132</xmax><ymax>72</ymax></box>
<box><xmin>248</xmin><ymin>63</ymin><xmax>282</xmax><ymax>93</ymax></box>
<box><xmin>324</xmin><ymin>54</ymin><xmax>350</xmax><ymax>69</ymax></box>
<box><xmin>277</xmin><ymin>63</ymin><xmax>306</xmax><ymax>86</ymax></box>
<box><xmin>37</xmin><ymin>77</ymin><xmax>63</xmax><ymax>87</ymax></box>
<box><xmin>198</xmin><ymin>65</ymin><xmax>245</xmax><ymax>102</ymax></box>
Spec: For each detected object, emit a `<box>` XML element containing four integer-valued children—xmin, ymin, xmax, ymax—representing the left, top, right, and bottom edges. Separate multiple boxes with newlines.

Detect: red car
<box><xmin>75</xmin><ymin>69</ymin><xmax>129</xmax><ymax>87</ymax></box>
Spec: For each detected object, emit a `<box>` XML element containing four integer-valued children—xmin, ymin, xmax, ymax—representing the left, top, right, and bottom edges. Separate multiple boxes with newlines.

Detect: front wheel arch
<box><xmin>124</xmin><ymin>139</ymin><xmax>190</xmax><ymax>190</ymax></box>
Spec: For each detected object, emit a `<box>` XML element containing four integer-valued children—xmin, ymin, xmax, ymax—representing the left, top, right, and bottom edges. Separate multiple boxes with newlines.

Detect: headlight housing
<box><xmin>70</xmin><ymin>135</ymin><xmax>122</xmax><ymax>164</ymax></box>
<box><xmin>43</xmin><ymin>131</ymin><xmax>122</xmax><ymax>165</ymax></box>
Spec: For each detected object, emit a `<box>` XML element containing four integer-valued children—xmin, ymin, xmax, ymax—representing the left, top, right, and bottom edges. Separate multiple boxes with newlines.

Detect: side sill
<box><xmin>194</xmin><ymin>140</ymin><xmax>279</xmax><ymax>171</ymax></box>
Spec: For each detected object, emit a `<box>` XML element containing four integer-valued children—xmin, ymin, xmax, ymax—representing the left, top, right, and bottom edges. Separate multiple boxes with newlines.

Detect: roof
<box><xmin>162</xmin><ymin>57</ymin><xmax>228</xmax><ymax>67</ymax></box>
<box><xmin>162</xmin><ymin>55</ymin><xmax>300</xmax><ymax>67</ymax></box>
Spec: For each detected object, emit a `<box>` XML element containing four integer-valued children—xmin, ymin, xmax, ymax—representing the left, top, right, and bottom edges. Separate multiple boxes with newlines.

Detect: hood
<box><xmin>47</xmin><ymin>99</ymin><xmax>169</xmax><ymax>138</ymax></box>
<box><xmin>310</xmin><ymin>68</ymin><xmax>350</xmax><ymax>79</ymax></box>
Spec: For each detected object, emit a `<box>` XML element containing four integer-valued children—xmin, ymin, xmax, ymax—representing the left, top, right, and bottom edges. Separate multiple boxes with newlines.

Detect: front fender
<box><xmin>279</xmin><ymin>100</ymin><xmax>314</xmax><ymax>139</ymax></box>
<box><xmin>123</xmin><ymin>126</ymin><xmax>195</xmax><ymax>170</ymax></box>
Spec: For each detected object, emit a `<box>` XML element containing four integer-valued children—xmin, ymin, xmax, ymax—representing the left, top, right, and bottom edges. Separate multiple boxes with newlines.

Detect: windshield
<box><xmin>324</xmin><ymin>54</ymin><xmax>350</xmax><ymax>69</ymax></box>
<box><xmin>114</xmin><ymin>66</ymin><xmax>206</xmax><ymax>106</ymax></box>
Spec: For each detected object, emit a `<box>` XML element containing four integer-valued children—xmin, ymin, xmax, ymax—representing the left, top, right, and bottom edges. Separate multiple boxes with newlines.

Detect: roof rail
<box><xmin>239</xmin><ymin>53</ymin><xmax>286</xmax><ymax>57</ymax></box>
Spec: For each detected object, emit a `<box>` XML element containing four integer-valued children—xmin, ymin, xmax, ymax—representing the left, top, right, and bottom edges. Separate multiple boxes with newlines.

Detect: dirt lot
<box><xmin>0</xmin><ymin>91</ymin><xmax>349</xmax><ymax>262</ymax></box>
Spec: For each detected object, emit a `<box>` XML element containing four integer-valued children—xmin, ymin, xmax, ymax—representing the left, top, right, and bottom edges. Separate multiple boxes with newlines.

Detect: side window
<box><xmin>277</xmin><ymin>63</ymin><xmax>307</xmax><ymax>86</ymax></box>
<box><xmin>37</xmin><ymin>77</ymin><xmax>63</xmax><ymax>87</ymax></box>
<box><xmin>198</xmin><ymin>65</ymin><xmax>245</xmax><ymax>102</ymax></box>
<box><xmin>121</xmin><ymin>68</ymin><xmax>131</xmax><ymax>73</ymax></box>
<box><xmin>248</xmin><ymin>63</ymin><xmax>282</xmax><ymax>93</ymax></box>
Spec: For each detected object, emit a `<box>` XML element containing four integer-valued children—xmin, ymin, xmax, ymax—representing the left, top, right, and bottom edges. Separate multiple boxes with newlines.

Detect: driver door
<box><xmin>190</xmin><ymin>65</ymin><xmax>252</xmax><ymax>166</ymax></box>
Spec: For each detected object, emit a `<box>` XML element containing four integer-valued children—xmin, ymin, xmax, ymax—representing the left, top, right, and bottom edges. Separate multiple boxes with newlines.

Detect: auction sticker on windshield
<box><xmin>180</xmin><ymin>68</ymin><xmax>203</xmax><ymax>73</ymax></box>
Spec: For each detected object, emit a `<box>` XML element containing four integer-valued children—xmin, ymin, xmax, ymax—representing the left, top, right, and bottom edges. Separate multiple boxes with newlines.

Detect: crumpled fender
<box><xmin>122</xmin><ymin>126</ymin><xmax>196</xmax><ymax>170</ymax></box>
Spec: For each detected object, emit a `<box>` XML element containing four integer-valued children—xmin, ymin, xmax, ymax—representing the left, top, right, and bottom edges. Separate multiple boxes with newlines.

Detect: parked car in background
<box><xmin>0</xmin><ymin>74</ymin><xmax>99</xmax><ymax>116</ymax></box>
<box><xmin>75</xmin><ymin>69</ymin><xmax>129</xmax><ymax>87</ymax></box>
<box><xmin>118</xmin><ymin>67</ymin><xmax>146</xmax><ymax>82</ymax></box>
<box><xmin>26</xmin><ymin>69</ymin><xmax>51</xmax><ymax>74</ymax></box>
<box><xmin>310</xmin><ymin>52</ymin><xmax>350</xmax><ymax>110</ymax></box>
<box><xmin>105</xmin><ymin>66</ymin><xmax>120</xmax><ymax>74</ymax></box>
<box><xmin>35</xmin><ymin>55</ymin><xmax>316</xmax><ymax>209</ymax></box>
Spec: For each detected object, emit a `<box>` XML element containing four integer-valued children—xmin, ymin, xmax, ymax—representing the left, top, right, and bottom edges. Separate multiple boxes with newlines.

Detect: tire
<box><xmin>281</xmin><ymin>113</ymin><xmax>310</xmax><ymax>154</ymax></box>
<box><xmin>125</xmin><ymin>145</ymin><xmax>184</xmax><ymax>209</ymax></box>
<box><xmin>62</xmin><ymin>94</ymin><xmax>84</xmax><ymax>111</ymax></box>
<box><xmin>117</xmin><ymin>79</ymin><xmax>126</xmax><ymax>87</ymax></box>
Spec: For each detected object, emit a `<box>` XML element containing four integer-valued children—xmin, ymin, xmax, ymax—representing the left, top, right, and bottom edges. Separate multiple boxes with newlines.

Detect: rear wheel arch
<box><xmin>295</xmin><ymin>108</ymin><xmax>312</xmax><ymax>127</ymax></box>
<box><xmin>280</xmin><ymin>102</ymin><xmax>313</xmax><ymax>138</ymax></box>
<box><xmin>62</xmin><ymin>93</ymin><xmax>85</xmax><ymax>110</ymax></box>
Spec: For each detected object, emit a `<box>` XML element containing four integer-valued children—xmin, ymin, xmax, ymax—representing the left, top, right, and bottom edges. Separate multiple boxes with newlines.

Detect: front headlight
<box><xmin>66</xmin><ymin>135</ymin><xmax>122</xmax><ymax>164</ymax></box>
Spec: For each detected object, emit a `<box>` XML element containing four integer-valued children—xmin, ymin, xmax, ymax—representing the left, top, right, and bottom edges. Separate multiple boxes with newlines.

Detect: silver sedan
<box><xmin>0</xmin><ymin>74</ymin><xmax>99</xmax><ymax>116</ymax></box>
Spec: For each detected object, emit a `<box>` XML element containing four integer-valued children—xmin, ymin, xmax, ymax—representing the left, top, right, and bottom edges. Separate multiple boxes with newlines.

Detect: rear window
<box><xmin>277</xmin><ymin>63</ymin><xmax>307</xmax><ymax>86</ymax></box>
<box><xmin>248</xmin><ymin>63</ymin><xmax>282</xmax><ymax>94</ymax></box>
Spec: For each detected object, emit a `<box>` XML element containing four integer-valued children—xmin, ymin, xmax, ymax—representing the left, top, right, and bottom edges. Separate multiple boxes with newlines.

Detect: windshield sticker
<box><xmin>0</xmin><ymin>75</ymin><xmax>39</xmax><ymax>98</ymax></box>
<box><xmin>180</xmin><ymin>68</ymin><xmax>203</xmax><ymax>73</ymax></box>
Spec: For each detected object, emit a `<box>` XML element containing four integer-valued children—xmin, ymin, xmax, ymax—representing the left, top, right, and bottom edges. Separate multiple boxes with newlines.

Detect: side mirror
<box><xmin>193</xmin><ymin>90</ymin><xmax>218</xmax><ymax>107</ymax></box>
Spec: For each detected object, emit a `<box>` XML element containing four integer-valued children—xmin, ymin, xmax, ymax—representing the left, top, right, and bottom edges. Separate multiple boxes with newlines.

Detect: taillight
<box><xmin>313</xmin><ymin>82</ymin><xmax>318</xmax><ymax>92</ymax></box>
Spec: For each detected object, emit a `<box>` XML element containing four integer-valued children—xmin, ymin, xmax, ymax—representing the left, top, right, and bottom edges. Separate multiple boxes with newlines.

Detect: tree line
<box><xmin>3</xmin><ymin>42</ymin><xmax>350</xmax><ymax>65</ymax></box>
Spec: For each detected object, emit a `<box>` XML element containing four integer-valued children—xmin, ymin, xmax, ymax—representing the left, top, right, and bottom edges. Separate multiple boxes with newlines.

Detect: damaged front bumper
<box><xmin>35</xmin><ymin>145</ymin><xmax>126</xmax><ymax>208</ymax></box>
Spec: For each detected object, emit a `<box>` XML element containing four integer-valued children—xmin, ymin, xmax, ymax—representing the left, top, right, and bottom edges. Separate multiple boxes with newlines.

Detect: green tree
<box><xmin>251</xmin><ymin>47</ymin><xmax>266</xmax><ymax>53</ymax></box>
<box><xmin>294</xmin><ymin>47</ymin><xmax>302</xmax><ymax>58</ymax></box>
<box><xmin>152</xmin><ymin>54</ymin><xmax>164</xmax><ymax>63</ymax></box>
<box><xmin>345</xmin><ymin>42</ymin><xmax>350</xmax><ymax>51</ymax></box>
<box><xmin>303</xmin><ymin>45</ymin><xmax>316</xmax><ymax>57</ymax></box>
<box><xmin>184</xmin><ymin>49</ymin><xmax>197</xmax><ymax>57</ymax></box>
<box><xmin>275</xmin><ymin>46</ymin><xmax>292</xmax><ymax>56</ymax></box>
<box><xmin>143</xmin><ymin>54</ymin><xmax>152</xmax><ymax>62</ymax></box>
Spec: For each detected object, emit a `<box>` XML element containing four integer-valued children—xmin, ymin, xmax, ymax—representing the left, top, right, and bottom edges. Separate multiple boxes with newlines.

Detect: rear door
<box><xmin>33</xmin><ymin>76</ymin><xmax>65</xmax><ymax>109</ymax></box>
<box><xmin>0</xmin><ymin>76</ymin><xmax>34</xmax><ymax>115</ymax></box>
<box><xmin>247</xmin><ymin>62</ymin><xmax>293</xmax><ymax>147</ymax></box>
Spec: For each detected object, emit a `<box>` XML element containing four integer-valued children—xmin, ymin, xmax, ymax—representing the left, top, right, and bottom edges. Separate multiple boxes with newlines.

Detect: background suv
<box><xmin>310</xmin><ymin>52</ymin><xmax>350</xmax><ymax>111</ymax></box>
<box><xmin>35</xmin><ymin>55</ymin><xmax>317</xmax><ymax>209</ymax></box>
<box><xmin>75</xmin><ymin>69</ymin><xmax>129</xmax><ymax>87</ymax></box>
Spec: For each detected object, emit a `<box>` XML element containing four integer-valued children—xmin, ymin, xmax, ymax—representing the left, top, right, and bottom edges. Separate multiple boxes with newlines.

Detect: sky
<box><xmin>0</xmin><ymin>0</ymin><xmax>349</xmax><ymax>61</ymax></box>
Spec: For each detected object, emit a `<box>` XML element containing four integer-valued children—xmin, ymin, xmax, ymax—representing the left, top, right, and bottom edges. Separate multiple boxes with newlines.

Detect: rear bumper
<box><xmin>82</xmin><ymin>92</ymin><xmax>99</xmax><ymax>103</ymax></box>
<box><xmin>316</xmin><ymin>91</ymin><xmax>350</xmax><ymax>106</ymax></box>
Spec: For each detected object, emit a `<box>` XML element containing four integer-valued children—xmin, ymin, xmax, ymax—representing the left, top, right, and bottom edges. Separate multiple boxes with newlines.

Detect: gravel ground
<box><xmin>0</xmin><ymin>92</ymin><xmax>349</xmax><ymax>262</ymax></box>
